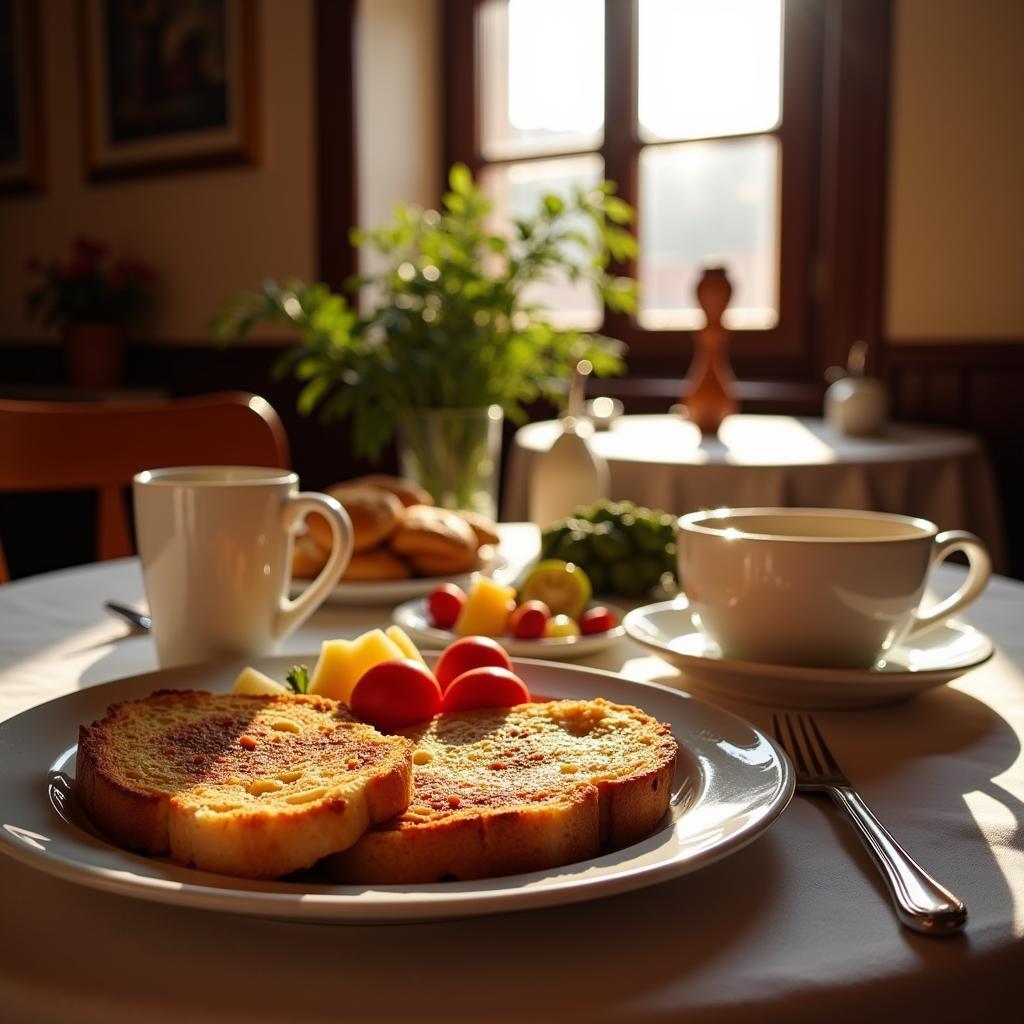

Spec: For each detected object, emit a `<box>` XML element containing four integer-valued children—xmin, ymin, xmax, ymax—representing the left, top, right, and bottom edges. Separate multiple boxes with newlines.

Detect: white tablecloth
<box><xmin>1</xmin><ymin>524</ymin><xmax>1023</xmax><ymax>1023</ymax></box>
<box><xmin>506</xmin><ymin>415</ymin><xmax>1009</xmax><ymax>571</ymax></box>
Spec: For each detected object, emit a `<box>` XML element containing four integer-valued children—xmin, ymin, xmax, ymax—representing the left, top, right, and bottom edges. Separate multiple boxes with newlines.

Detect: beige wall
<box><xmin>0</xmin><ymin>0</ymin><xmax>316</xmax><ymax>343</ymax></box>
<box><xmin>356</xmin><ymin>0</ymin><xmax>441</xmax><ymax>257</ymax></box>
<box><xmin>886</xmin><ymin>0</ymin><xmax>1024</xmax><ymax>341</ymax></box>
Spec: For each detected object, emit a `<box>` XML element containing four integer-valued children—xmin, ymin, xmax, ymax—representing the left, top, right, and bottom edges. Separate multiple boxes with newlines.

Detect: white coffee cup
<box><xmin>677</xmin><ymin>507</ymin><xmax>992</xmax><ymax>668</ymax></box>
<box><xmin>133</xmin><ymin>466</ymin><xmax>353</xmax><ymax>667</ymax></box>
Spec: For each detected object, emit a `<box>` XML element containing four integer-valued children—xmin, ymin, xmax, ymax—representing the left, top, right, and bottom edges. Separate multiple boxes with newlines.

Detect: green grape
<box><xmin>610</xmin><ymin>557</ymin><xmax>662</xmax><ymax>598</ymax></box>
<box><xmin>556</xmin><ymin>529</ymin><xmax>592</xmax><ymax>566</ymax></box>
<box><xmin>590</xmin><ymin>525</ymin><xmax>632</xmax><ymax>562</ymax></box>
<box><xmin>632</xmin><ymin>516</ymin><xmax>668</xmax><ymax>553</ymax></box>
<box><xmin>585</xmin><ymin>561</ymin><xmax>610</xmax><ymax>595</ymax></box>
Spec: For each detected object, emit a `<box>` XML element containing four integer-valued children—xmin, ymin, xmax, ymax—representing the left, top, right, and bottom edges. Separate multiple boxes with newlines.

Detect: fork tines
<box><xmin>772</xmin><ymin>712</ymin><xmax>845</xmax><ymax>786</ymax></box>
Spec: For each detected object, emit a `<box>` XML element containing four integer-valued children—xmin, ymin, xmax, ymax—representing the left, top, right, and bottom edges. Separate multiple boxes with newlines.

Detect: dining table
<box><xmin>505</xmin><ymin>414</ymin><xmax>1009</xmax><ymax>572</ymax></box>
<box><xmin>1</xmin><ymin>522</ymin><xmax>1022</xmax><ymax>1023</ymax></box>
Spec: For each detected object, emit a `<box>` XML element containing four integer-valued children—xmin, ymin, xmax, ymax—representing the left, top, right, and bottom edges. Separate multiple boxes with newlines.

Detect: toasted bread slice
<box><xmin>76</xmin><ymin>690</ymin><xmax>413</xmax><ymax>879</ymax></box>
<box><xmin>331</xmin><ymin>697</ymin><xmax>677</xmax><ymax>883</ymax></box>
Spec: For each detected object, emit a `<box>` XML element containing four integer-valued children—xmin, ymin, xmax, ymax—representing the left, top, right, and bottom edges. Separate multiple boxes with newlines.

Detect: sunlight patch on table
<box><xmin>618</xmin><ymin>654</ymin><xmax>684</xmax><ymax>686</ymax></box>
<box><xmin>597</xmin><ymin>417</ymin><xmax>708</xmax><ymax>463</ymax></box>
<box><xmin>963</xmin><ymin>788</ymin><xmax>1024</xmax><ymax>933</ymax></box>
<box><xmin>718</xmin><ymin>415</ymin><xmax>838</xmax><ymax>465</ymax></box>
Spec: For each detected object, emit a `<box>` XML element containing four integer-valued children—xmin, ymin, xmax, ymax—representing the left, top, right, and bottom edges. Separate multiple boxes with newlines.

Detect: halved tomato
<box><xmin>350</xmin><ymin>659</ymin><xmax>443</xmax><ymax>733</ymax></box>
<box><xmin>442</xmin><ymin>666</ymin><xmax>531</xmax><ymax>713</ymax></box>
<box><xmin>434</xmin><ymin>636</ymin><xmax>513</xmax><ymax>691</ymax></box>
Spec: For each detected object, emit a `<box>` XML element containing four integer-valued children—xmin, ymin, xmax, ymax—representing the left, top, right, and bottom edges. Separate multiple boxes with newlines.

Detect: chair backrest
<box><xmin>0</xmin><ymin>391</ymin><xmax>291</xmax><ymax>582</ymax></box>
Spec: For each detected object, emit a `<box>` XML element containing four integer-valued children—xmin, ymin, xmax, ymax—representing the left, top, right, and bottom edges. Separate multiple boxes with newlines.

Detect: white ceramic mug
<box><xmin>677</xmin><ymin>507</ymin><xmax>992</xmax><ymax>668</ymax></box>
<box><xmin>133</xmin><ymin>466</ymin><xmax>353</xmax><ymax>667</ymax></box>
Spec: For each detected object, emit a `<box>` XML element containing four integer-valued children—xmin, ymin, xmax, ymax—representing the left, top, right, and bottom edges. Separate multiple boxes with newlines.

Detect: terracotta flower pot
<box><xmin>63</xmin><ymin>323</ymin><xmax>126</xmax><ymax>390</ymax></box>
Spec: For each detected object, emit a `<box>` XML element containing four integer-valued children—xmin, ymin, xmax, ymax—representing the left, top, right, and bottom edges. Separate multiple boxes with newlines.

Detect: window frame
<box><xmin>442</xmin><ymin>0</ymin><xmax>890</xmax><ymax>390</ymax></box>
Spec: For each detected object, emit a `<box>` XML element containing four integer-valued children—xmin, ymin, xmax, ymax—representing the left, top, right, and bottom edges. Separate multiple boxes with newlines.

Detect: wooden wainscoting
<box><xmin>884</xmin><ymin>341</ymin><xmax>1024</xmax><ymax>579</ymax></box>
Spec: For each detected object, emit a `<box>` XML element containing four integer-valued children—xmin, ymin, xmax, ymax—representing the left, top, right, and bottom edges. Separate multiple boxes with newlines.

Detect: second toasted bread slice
<box><xmin>331</xmin><ymin>697</ymin><xmax>678</xmax><ymax>883</ymax></box>
<box><xmin>76</xmin><ymin>690</ymin><xmax>413</xmax><ymax>879</ymax></box>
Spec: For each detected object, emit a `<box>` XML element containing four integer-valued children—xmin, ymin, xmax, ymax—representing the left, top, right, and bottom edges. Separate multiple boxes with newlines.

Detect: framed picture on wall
<box><xmin>0</xmin><ymin>0</ymin><xmax>45</xmax><ymax>195</ymax></box>
<box><xmin>79</xmin><ymin>0</ymin><xmax>259</xmax><ymax>181</ymax></box>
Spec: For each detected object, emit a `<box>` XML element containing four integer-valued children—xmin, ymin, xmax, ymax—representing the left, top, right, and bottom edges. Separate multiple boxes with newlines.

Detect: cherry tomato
<box><xmin>544</xmin><ymin>614</ymin><xmax>581</xmax><ymax>639</ymax></box>
<box><xmin>434</xmin><ymin>636</ymin><xmax>513</xmax><ymax>691</ymax></box>
<box><xmin>442</xmin><ymin>666</ymin><xmax>531</xmax><ymax>713</ymax></box>
<box><xmin>508</xmin><ymin>600</ymin><xmax>551</xmax><ymax>640</ymax></box>
<box><xmin>350</xmin><ymin>659</ymin><xmax>442</xmax><ymax>733</ymax></box>
<box><xmin>427</xmin><ymin>583</ymin><xmax>466</xmax><ymax>630</ymax></box>
<box><xmin>579</xmin><ymin>606</ymin><xmax>618</xmax><ymax>635</ymax></box>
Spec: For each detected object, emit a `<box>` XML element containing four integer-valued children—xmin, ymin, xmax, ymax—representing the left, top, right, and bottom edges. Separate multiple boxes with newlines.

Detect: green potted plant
<box><xmin>26</xmin><ymin>236</ymin><xmax>157</xmax><ymax>390</ymax></box>
<box><xmin>212</xmin><ymin>164</ymin><xmax>637</xmax><ymax>516</ymax></box>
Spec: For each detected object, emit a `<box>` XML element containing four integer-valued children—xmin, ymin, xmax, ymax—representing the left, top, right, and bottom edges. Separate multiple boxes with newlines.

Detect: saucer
<box><xmin>623</xmin><ymin>598</ymin><xmax>994</xmax><ymax>709</ymax></box>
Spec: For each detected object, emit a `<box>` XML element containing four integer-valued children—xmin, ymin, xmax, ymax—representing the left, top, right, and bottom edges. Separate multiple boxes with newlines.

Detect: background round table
<box><xmin>0</xmin><ymin>524</ymin><xmax>1022</xmax><ymax>1022</ymax></box>
<box><xmin>506</xmin><ymin>414</ymin><xmax>1008</xmax><ymax>571</ymax></box>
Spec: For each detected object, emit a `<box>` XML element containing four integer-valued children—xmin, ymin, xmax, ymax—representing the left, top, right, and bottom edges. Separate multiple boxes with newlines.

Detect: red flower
<box><xmin>26</xmin><ymin>236</ymin><xmax>157</xmax><ymax>328</ymax></box>
<box><xmin>72</xmin><ymin>235</ymin><xmax>108</xmax><ymax>266</ymax></box>
<box><xmin>115</xmin><ymin>258</ymin><xmax>158</xmax><ymax>284</ymax></box>
<box><xmin>59</xmin><ymin>257</ymin><xmax>94</xmax><ymax>280</ymax></box>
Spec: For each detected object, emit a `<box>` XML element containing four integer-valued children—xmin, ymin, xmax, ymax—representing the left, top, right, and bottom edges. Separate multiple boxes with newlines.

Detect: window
<box><xmin>444</xmin><ymin>0</ymin><xmax>889</xmax><ymax>385</ymax></box>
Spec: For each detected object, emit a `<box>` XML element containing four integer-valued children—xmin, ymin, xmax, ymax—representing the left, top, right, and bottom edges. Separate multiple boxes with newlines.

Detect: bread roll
<box><xmin>307</xmin><ymin>485</ymin><xmax>404</xmax><ymax>553</ymax></box>
<box><xmin>390</xmin><ymin>505</ymin><xmax>478</xmax><ymax>575</ymax></box>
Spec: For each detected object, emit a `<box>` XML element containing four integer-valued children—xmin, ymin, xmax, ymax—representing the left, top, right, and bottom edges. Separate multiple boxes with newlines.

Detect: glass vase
<box><xmin>397</xmin><ymin>405</ymin><xmax>504</xmax><ymax>520</ymax></box>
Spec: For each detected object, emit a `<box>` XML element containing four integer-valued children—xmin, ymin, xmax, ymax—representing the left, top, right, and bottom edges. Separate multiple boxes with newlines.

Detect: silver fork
<box><xmin>773</xmin><ymin>713</ymin><xmax>967</xmax><ymax>936</ymax></box>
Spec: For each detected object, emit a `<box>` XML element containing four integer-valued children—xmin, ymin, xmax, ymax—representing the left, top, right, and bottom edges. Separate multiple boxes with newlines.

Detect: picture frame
<box><xmin>0</xmin><ymin>0</ymin><xmax>46</xmax><ymax>195</ymax></box>
<box><xmin>78</xmin><ymin>0</ymin><xmax>259</xmax><ymax>182</ymax></box>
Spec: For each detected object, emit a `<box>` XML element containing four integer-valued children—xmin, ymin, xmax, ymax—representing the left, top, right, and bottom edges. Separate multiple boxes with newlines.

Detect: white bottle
<box><xmin>528</xmin><ymin>415</ymin><xmax>610</xmax><ymax>527</ymax></box>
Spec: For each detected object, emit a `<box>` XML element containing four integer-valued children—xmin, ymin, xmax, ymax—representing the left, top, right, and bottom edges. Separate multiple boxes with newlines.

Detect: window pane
<box><xmin>638</xmin><ymin>0</ymin><xmax>782</xmax><ymax>142</ymax></box>
<box><xmin>639</xmin><ymin>137</ymin><xmax>779</xmax><ymax>330</ymax></box>
<box><xmin>480</xmin><ymin>0</ymin><xmax>604</xmax><ymax>160</ymax></box>
<box><xmin>481</xmin><ymin>155</ymin><xmax>605</xmax><ymax>329</ymax></box>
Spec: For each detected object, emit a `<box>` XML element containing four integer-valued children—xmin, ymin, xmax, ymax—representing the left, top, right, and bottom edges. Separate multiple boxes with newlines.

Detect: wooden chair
<box><xmin>0</xmin><ymin>392</ymin><xmax>291</xmax><ymax>582</ymax></box>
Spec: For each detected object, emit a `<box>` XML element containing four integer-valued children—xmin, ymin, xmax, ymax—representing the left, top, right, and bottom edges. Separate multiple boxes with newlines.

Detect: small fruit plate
<box><xmin>392</xmin><ymin>598</ymin><xmax>627</xmax><ymax>660</ymax></box>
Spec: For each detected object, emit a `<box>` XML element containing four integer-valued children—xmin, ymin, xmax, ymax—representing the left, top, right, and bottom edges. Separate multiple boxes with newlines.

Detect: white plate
<box><xmin>624</xmin><ymin>598</ymin><xmax>995</xmax><ymax>709</ymax></box>
<box><xmin>0</xmin><ymin>656</ymin><xmax>791</xmax><ymax>923</ymax></box>
<box><xmin>290</xmin><ymin>551</ymin><xmax>509</xmax><ymax>606</ymax></box>
<box><xmin>393</xmin><ymin>597</ymin><xmax>627</xmax><ymax>659</ymax></box>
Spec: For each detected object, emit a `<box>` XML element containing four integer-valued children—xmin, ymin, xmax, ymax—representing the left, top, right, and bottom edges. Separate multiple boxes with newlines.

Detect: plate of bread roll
<box><xmin>290</xmin><ymin>475</ymin><xmax>507</xmax><ymax>605</ymax></box>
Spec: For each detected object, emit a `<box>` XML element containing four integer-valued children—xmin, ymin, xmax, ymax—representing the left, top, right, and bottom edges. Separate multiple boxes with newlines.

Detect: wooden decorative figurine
<box><xmin>681</xmin><ymin>265</ymin><xmax>739</xmax><ymax>435</ymax></box>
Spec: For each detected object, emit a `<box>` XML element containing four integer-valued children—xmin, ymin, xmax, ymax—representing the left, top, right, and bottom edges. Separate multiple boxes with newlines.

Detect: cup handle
<box><xmin>272</xmin><ymin>492</ymin><xmax>353</xmax><ymax>642</ymax></box>
<box><xmin>907</xmin><ymin>530</ymin><xmax>992</xmax><ymax>639</ymax></box>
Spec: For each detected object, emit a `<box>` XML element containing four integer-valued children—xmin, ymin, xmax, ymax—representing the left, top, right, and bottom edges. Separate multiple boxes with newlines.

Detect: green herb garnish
<box><xmin>285</xmin><ymin>665</ymin><xmax>310</xmax><ymax>695</ymax></box>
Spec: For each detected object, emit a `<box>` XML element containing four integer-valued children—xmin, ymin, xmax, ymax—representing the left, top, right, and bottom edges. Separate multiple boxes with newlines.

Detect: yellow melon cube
<box><xmin>309</xmin><ymin>629</ymin><xmax>409</xmax><ymax>704</ymax></box>
<box><xmin>307</xmin><ymin>638</ymin><xmax>356</xmax><ymax>701</ymax></box>
<box><xmin>233</xmin><ymin>666</ymin><xmax>290</xmax><ymax>696</ymax></box>
<box><xmin>454</xmin><ymin>577</ymin><xmax>516</xmax><ymax>637</ymax></box>
<box><xmin>386</xmin><ymin>625</ymin><xmax>427</xmax><ymax>665</ymax></box>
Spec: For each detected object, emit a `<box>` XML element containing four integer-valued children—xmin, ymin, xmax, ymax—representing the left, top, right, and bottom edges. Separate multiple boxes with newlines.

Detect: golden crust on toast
<box><xmin>330</xmin><ymin>697</ymin><xmax>677</xmax><ymax>883</ymax></box>
<box><xmin>76</xmin><ymin>690</ymin><xmax>413</xmax><ymax>879</ymax></box>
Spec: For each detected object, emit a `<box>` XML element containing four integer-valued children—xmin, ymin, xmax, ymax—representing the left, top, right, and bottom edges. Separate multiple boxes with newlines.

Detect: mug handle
<box><xmin>907</xmin><ymin>530</ymin><xmax>992</xmax><ymax>638</ymax></box>
<box><xmin>272</xmin><ymin>492</ymin><xmax>353</xmax><ymax>642</ymax></box>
